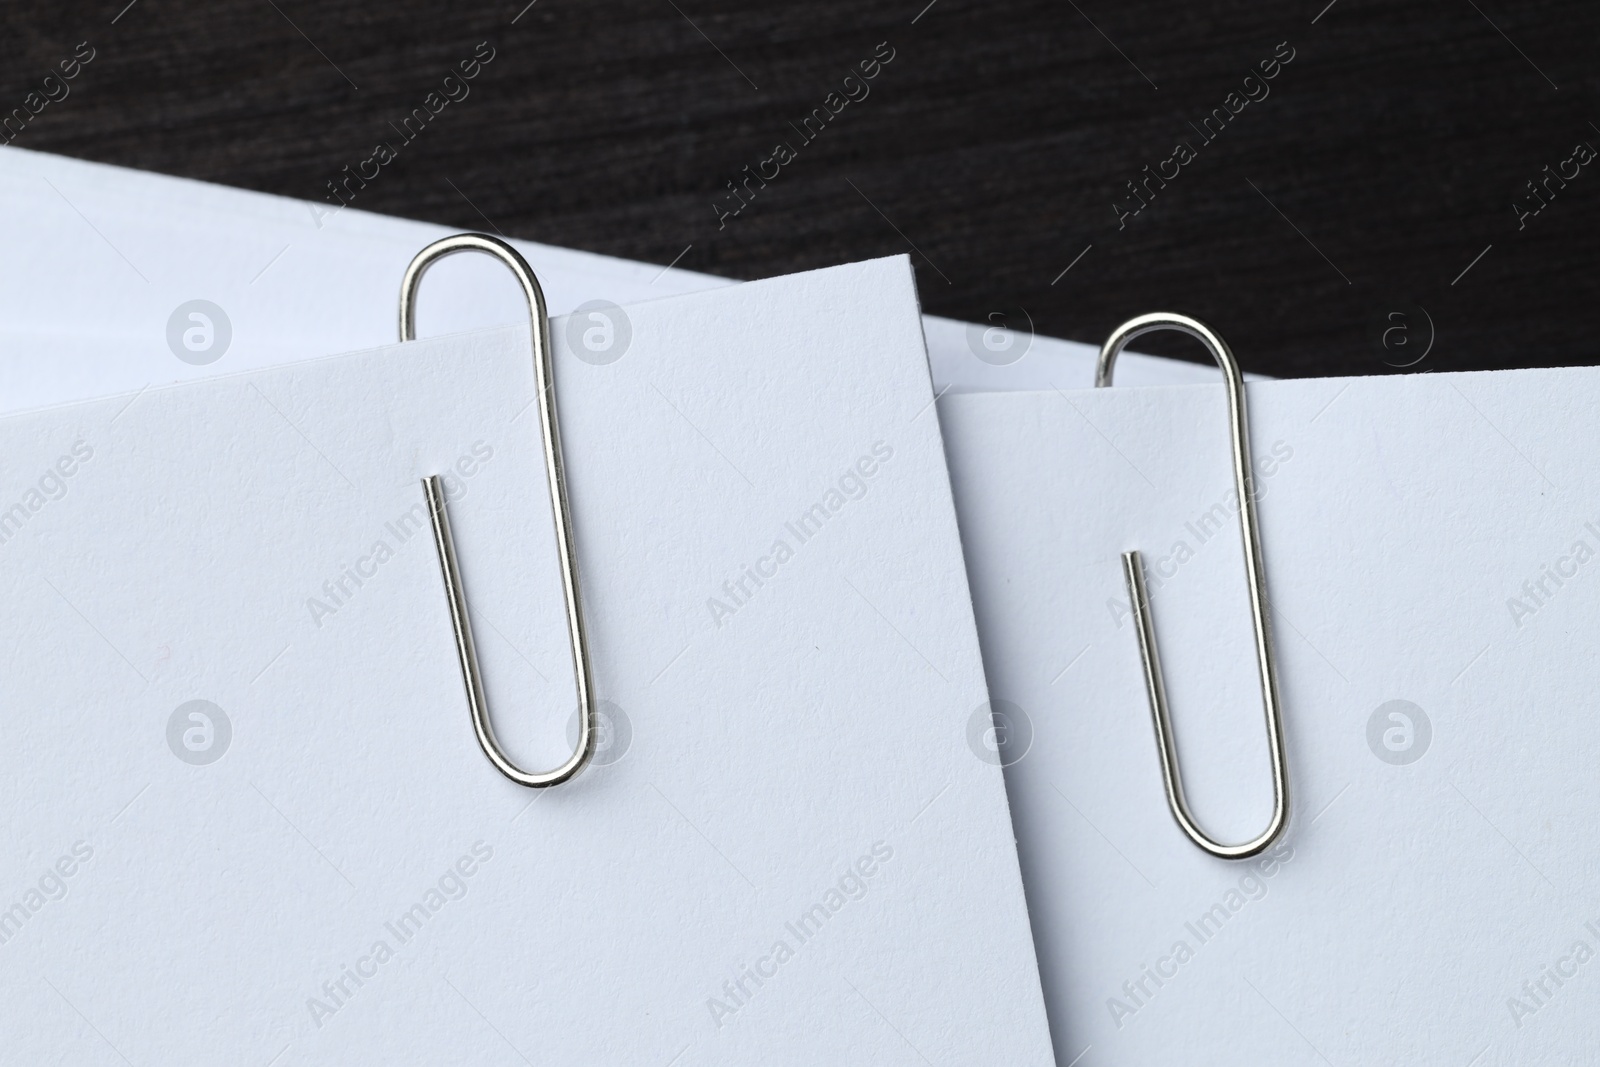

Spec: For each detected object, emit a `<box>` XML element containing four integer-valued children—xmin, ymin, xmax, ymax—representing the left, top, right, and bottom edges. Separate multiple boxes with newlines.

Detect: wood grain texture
<box><xmin>3</xmin><ymin>0</ymin><xmax>1596</xmax><ymax>377</ymax></box>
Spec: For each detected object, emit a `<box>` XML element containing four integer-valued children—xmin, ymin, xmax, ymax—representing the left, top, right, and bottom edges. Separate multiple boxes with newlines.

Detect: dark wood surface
<box><xmin>4</xmin><ymin>0</ymin><xmax>1597</xmax><ymax>378</ymax></box>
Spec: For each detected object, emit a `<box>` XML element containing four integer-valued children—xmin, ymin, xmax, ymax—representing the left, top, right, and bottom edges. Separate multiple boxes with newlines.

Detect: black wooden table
<box><xmin>4</xmin><ymin>0</ymin><xmax>1597</xmax><ymax>378</ymax></box>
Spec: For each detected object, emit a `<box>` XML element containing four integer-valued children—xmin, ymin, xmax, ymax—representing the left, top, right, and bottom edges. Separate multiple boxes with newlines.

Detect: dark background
<box><xmin>4</xmin><ymin>0</ymin><xmax>1597</xmax><ymax>377</ymax></box>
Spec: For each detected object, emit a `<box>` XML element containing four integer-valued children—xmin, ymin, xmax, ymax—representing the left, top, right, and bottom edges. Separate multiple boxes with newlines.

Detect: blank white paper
<box><xmin>0</xmin><ymin>258</ymin><xmax>1052</xmax><ymax>1065</ymax></box>
<box><xmin>940</xmin><ymin>369</ymin><xmax>1600</xmax><ymax>1065</ymax></box>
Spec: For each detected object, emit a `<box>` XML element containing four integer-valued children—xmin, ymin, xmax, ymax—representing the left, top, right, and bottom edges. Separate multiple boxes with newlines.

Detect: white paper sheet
<box><xmin>940</xmin><ymin>369</ymin><xmax>1600</xmax><ymax>1065</ymax></box>
<box><xmin>0</xmin><ymin>146</ymin><xmax>1213</xmax><ymax>415</ymax></box>
<box><xmin>0</xmin><ymin>258</ymin><xmax>1053</xmax><ymax>1065</ymax></box>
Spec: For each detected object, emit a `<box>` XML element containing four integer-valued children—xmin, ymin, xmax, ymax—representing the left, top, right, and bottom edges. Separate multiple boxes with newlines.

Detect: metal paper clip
<box><xmin>1097</xmin><ymin>313</ymin><xmax>1288</xmax><ymax>859</ymax></box>
<box><xmin>400</xmin><ymin>233</ymin><xmax>594</xmax><ymax>787</ymax></box>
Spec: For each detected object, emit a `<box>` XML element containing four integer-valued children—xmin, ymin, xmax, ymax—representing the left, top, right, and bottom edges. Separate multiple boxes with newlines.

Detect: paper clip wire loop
<box><xmin>400</xmin><ymin>233</ymin><xmax>594</xmax><ymax>787</ymax></box>
<box><xmin>1096</xmin><ymin>313</ymin><xmax>1288</xmax><ymax>859</ymax></box>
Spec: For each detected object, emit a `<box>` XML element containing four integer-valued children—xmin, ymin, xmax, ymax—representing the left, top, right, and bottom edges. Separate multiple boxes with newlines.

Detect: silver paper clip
<box><xmin>1097</xmin><ymin>313</ymin><xmax>1288</xmax><ymax>859</ymax></box>
<box><xmin>399</xmin><ymin>233</ymin><xmax>595</xmax><ymax>787</ymax></box>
